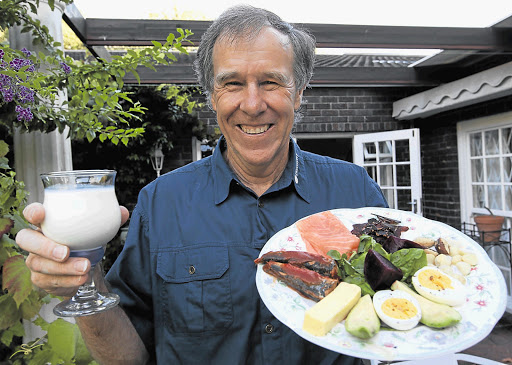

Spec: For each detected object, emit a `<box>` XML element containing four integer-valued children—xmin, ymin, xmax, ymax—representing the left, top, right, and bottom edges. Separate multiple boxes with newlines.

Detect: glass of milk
<box><xmin>40</xmin><ymin>170</ymin><xmax>122</xmax><ymax>317</ymax></box>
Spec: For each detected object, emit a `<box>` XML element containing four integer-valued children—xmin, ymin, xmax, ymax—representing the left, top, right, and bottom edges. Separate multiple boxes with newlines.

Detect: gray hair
<box><xmin>193</xmin><ymin>4</ymin><xmax>316</xmax><ymax>109</ymax></box>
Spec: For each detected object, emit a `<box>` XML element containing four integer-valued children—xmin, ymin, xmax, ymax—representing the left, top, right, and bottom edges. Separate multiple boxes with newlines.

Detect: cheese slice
<box><xmin>302</xmin><ymin>282</ymin><xmax>361</xmax><ymax>336</ymax></box>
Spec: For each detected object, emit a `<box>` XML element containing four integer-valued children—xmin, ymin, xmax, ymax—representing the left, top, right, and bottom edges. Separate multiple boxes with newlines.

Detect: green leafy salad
<box><xmin>328</xmin><ymin>235</ymin><xmax>427</xmax><ymax>296</ymax></box>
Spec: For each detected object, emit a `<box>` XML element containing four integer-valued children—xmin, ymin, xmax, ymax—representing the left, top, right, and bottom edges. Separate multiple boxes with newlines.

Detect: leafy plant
<box><xmin>0</xmin><ymin>1</ymin><xmax>201</xmax><ymax>363</ymax></box>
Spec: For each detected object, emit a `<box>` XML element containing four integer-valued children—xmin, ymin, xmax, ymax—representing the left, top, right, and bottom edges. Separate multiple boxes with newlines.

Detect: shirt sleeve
<box><xmin>105</xmin><ymin>200</ymin><xmax>155</xmax><ymax>359</ymax></box>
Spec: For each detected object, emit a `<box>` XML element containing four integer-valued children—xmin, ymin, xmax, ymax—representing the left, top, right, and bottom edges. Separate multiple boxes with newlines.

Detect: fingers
<box><xmin>22</xmin><ymin>202</ymin><xmax>45</xmax><ymax>225</ymax></box>
<box><xmin>120</xmin><ymin>206</ymin><xmax>130</xmax><ymax>226</ymax></box>
<box><xmin>16</xmin><ymin>227</ymin><xmax>91</xmax><ymax>297</ymax></box>
<box><xmin>16</xmin><ymin>228</ymin><xmax>69</xmax><ymax>262</ymax></box>
<box><xmin>29</xmin><ymin>263</ymin><xmax>90</xmax><ymax>297</ymax></box>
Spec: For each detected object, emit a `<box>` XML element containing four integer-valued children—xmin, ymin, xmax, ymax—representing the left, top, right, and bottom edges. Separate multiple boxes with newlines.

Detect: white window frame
<box><xmin>353</xmin><ymin>128</ymin><xmax>422</xmax><ymax>215</ymax></box>
<box><xmin>457</xmin><ymin>111</ymin><xmax>512</xmax><ymax>222</ymax></box>
<box><xmin>457</xmin><ymin>111</ymin><xmax>512</xmax><ymax>313</ymax></box>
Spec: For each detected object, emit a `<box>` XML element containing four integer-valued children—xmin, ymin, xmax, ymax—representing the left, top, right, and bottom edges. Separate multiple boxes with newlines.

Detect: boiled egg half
<box><xmin>372</xmin><ymin>290</ymin><xmax>421</xmax><ymax>331</ymax></box>
<box><xmin>412</xmin><ymin>266</ymin><xmax>466</xmax><ymax>306</ymax></box>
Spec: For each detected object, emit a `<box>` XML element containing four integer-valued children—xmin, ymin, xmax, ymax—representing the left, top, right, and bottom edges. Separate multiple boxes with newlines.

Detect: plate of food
<box><xmin>255</xmin><ymin>207</ymin><xmax>507</xmax><ymax>362</ymax></box>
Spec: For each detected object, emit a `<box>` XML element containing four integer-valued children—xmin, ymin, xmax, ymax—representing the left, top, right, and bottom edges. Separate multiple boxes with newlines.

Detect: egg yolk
<box><xmin>381</xmin><ymin>298</ymin><xmax>418</xmax><ymax>320</ymax></box>
<box><xmin>418</xmin><ymin>269</ymin><xmax>453</xmax><ymax>291</ymax></box>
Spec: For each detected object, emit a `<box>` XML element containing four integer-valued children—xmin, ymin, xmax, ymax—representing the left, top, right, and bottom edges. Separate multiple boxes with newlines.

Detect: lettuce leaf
<box><xmin>328</xmin><ymin>235</ymin><xmax>427</xmax><ymax>295</ymax></box>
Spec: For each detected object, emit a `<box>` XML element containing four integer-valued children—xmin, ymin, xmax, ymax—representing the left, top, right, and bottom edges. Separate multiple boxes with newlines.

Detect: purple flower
<box><xmin>21</xmin><ymin>48</ymin><xmax>32</xmax><ymax>58</ymax></box>
<box><xmin>59</xmin><ymin>61</ymin><xmax>71</xmax><ymax>74</ymax></box>
<box><xmin>15</xmin><ymin>105</ymin><xmax>34</xmax><ymax>122</ymax></box>
<box><xmin>16</xmin><ymin>86</ymin><xmax>35</xmax><ymax>103</ymax></box>
<box><xmin>0</xmin><ymin>49</ymin><xmax>4</xmax><ymax>60</ymax></box>
<box><xmin>9</xmin><ymin>58</ymin><xmax>35</xmax><ymax>72</ymax></box>
<box><xmin>1</xmin><ymin>88</ymin><xmax>14</xmax><ymax>102</ymax></box>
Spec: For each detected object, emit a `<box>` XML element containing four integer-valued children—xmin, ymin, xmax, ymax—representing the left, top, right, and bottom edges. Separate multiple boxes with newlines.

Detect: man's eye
<box><xmin>225</xmin><ymin>81</ymin><xmax>241</xmax><ymax>86</ymax></box>
<box><xmin>262</xmin><ymin>81</ymin><xmax>279</xmax><ymax>90</ymax></box>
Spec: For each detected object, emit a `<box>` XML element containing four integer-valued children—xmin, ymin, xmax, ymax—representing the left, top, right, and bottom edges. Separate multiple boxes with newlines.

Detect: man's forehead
<box><xmin>215</xmin><ymin>26</ymin><xmax>291</xmax><ymax>50</ymax></box>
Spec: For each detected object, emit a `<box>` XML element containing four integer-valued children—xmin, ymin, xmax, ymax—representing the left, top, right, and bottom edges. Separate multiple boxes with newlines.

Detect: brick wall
<box><xmin>295</xmin><ymin>87</ymin><xmax>416</xmax><ymax>133</ymax></box>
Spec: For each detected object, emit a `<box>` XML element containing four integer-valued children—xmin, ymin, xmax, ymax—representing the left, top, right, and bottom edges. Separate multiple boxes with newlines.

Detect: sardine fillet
<box><xmin>254</xmin><ymin>250</ymin><xmax>338</xmax><ymax>279</ymax></box>
<box><xmin>262</xmin><ymin>262</ymin><xmax>338</xmax><ymax>302</ymax></box>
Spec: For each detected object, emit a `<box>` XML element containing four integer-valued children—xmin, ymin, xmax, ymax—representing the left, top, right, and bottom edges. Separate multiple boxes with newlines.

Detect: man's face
<box><xmin>210</xmin><ymin>27</ymin><xmax>303</xmax><ymax>170</ymax></box>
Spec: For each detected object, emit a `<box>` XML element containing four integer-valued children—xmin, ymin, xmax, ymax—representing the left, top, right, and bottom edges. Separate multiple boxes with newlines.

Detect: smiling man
<box><xmin>210</xmin><ymin>26</ymin><xmax>301</xmax><ymax>196</ymax></box>
<box><xmin>17</xmin><ymin>5</ymin><xmax>388</xmax><ymax>365</ymax></box>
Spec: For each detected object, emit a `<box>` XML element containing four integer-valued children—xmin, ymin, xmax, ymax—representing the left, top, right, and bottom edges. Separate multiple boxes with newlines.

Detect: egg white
<box><xmin>372</xmin><ymin>290</ymin><xmax>422</xmax><ymax>331</ymax></box>
<box><xmin>412</xmin><ymin>266</ymin><xmax>466</xmax><ymax>306</ymax></box>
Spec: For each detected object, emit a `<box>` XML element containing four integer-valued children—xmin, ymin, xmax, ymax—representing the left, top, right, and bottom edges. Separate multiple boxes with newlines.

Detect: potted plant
<box><xmin>473</xmin><ymin>207</ymin><xmax>505</xmax><ymax>243</ymax></box>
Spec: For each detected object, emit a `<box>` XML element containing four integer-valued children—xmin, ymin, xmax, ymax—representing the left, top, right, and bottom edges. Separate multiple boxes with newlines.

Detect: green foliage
<box><xmin>72</xmin><ymin>85</ymin><xmax>209</xmax><ymax>208</ymax></box>
<box><xmin>0</xmin><ymin>1</ymin><xmax>201</xmax><ymax>363</ymax></box>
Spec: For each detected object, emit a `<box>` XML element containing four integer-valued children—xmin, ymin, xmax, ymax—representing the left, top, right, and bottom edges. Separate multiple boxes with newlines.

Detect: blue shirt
<box><xmin>106</xmin><ymin>137</ymin><xmax>388</xmax><ymax>365</ymax></box>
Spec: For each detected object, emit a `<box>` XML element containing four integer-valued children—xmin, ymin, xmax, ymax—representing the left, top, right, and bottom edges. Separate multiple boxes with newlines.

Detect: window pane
<box><xmin>363</xmin><ymin>142</ymin><xmax>376</xmax><ymax>163</ymax></box>
<box><xmin>502</xmin><ymin>127</ymin><xmax>512</xmax><ymax>154</ymax></box>
<box><xmin>382</xmin><ymin>189</ymin><xmax>395</xmax><ymax>209</ymax></box>
<box><xmin>470</xmin><ymin>132</ymin><xmax>482</xmax><ymax>157</ymax></box>
<box><xmin>396</xmin><ymin>164</ymin><xmax>411</xmax><ymax>187</ymax></box>
<box><xmin>488</xmin><ymin>185</ymin><xmax>502</xmax><ymax>210</ymax></box>
<box><xmin>379</xmin><ymin>141</ymin><xmax>392</xmax><ymax>162</ymax></box>
<box><xmin>472</xmin><ymin>185</ymin><xmax>485</xmax><ymax>208</ymax></box>
<box><xmin>485</xmin><ymin>130</ymin><xmax>499</xmax><ymax>155</ymax></box>
<box><xmin>395</xmin><ymin>139</ymin><xmax>410</xmax><ymax>162</ymax></box>
<box><xmin>505</xmin><ymin>185</ymin><xmax>512</xmax><ymax>211</ymax></box>
<box><xmin>471</xmin><ymin>159</ymin><xmax>483</xmax><ymax>182</ymax></box>
<box><xmin>486</xmin><ymin>157</ymin><xmax>501</xmax><ymax>182</ymax></box>
<box><xmin>397</xmin><ymin>189</ymin><xmax>412</xmax><ymax>211</ymax></box>
<box><xmin>379</xmin><ymin>165</ymin><xmax>393</xmax><ymax>187</ymax></box>
<box><xmin>504</xmin><ymin>157</ymin><xmax>512</xmax><ymax>182</ymax></box>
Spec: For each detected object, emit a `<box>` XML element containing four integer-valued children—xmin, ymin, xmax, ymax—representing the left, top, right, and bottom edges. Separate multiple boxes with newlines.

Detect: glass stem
<box><xmin>74</xmin><ymin>264</ymin><xmax>98</xmax><ymax>300</ymax></box>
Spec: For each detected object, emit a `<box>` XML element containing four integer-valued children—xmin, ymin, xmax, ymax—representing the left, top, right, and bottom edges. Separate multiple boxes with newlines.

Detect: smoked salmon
<box><xmin>296</xmin><ymin>211</ymin><xmax>360</xmax><ymax>258</ymax></box>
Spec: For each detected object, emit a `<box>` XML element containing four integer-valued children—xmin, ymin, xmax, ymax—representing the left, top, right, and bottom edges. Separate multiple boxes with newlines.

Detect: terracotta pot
<box><xmin>473</xmin><ymin>215</ymin><xmax>505</xmax><ymax>243</ymax></box>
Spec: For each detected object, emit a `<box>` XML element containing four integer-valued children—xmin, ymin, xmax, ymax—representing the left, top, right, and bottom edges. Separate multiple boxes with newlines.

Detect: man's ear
<box><xmin>210</xmin><ymin>94</ymin><xmax>217</xmax><ymax>112</ymax></box>
<box><xmin>294</xmin><ymin>87</ymin><xmax>304</xmax><ymax>110</ymax></box>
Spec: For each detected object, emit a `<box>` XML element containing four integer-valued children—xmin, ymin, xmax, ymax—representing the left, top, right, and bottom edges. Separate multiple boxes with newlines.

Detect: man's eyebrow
<box><xmin>265</xmin><ymin>71</ymin><xmax>291</xmax><ymax>84</ymax></box>
<box><xmin>214</xmin><ymin>71</ymin><xmax>292</xmax><ymax>85</ymax></box>
<box><xmin>214</xmin><ymin>71</ymin><xmax>238</xmax><ymax>85</ymax></box>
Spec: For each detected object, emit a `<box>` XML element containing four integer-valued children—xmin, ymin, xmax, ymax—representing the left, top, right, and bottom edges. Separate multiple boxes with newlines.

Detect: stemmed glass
<box><xmin>40</xmin><ymin>170</ymin><xmax>122</xmax><ymax>317</ymax></box>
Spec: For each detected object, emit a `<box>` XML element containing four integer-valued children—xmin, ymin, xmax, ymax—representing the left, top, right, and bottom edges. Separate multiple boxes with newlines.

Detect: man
<box><xmin>17</xmin><ymin>5</ymin><xmax>387</xmax><ymax>364</ymax></box>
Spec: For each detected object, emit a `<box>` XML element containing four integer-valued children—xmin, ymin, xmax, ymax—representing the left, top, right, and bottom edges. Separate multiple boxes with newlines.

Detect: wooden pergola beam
<box><xmin>79</xmin><ymin>18</ymin><xmax>510</xmax><ymax>51</ymax></box>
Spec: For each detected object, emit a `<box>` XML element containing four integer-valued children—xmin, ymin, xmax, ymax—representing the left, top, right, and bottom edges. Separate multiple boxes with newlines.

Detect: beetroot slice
<box><xmin>364</xmin><ymin>249</ymin><xmax>403</xmax><ymax>291</ymax></box>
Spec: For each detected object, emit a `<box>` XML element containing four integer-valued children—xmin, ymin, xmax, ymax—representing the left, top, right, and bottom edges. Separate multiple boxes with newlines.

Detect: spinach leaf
<box><xmin>390</xmin><ymin>248</ymin><xmax>427</xmax><ymax>282</ymax></box>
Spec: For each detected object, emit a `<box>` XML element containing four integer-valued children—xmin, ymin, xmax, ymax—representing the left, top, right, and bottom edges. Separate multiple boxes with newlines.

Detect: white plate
<box><xmin>255</xmin><ymin>207</ymin><xmax>507</xmax><ymax>362</ymax></box>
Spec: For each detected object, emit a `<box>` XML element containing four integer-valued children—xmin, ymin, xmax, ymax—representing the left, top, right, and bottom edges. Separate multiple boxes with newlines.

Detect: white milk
<box><xmin>41</xmin><ymin>186</ymin><xmax>122</xmax><ymax>251</ymax></box>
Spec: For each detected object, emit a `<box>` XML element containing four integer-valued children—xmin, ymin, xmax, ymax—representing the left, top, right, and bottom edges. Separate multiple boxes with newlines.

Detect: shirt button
<box><xmin>264</xmin><ymin>323</ymin><xmax>274</xmax><ymax>334</ymax></box>
<box><xmin>188</xmin><ymin>265</ymin><xmax>196</xmax><ymax>275</ymax></box>
<box><xmin>258</xmin><ymin>201</ymin><xmax>264</xmax><ymax>208</ymax></box>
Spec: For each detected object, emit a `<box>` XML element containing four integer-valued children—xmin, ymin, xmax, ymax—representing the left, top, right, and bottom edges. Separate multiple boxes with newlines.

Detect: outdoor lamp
<box><xmin>150</xmin><ymin>145</ymin><xmax>164</xmax><ymax>177</ymax></box>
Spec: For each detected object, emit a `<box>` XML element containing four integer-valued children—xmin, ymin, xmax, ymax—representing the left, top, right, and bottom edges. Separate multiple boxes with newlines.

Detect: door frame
<box><xmin>353</xmin><ymin>128</ymin><xmax>422</xmax><ymax>215</ymax></box>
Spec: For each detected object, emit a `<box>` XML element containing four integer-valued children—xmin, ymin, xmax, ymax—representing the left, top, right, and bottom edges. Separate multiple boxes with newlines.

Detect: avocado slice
<box><xmin>390</xmin><ymin>280</ymin><xmax>462</xmax><ymax>328</ymax></box>
<box><xmin>344</xmin><ymin>294</ymin><xmax>380</xmax><ymax>339</ymax></box>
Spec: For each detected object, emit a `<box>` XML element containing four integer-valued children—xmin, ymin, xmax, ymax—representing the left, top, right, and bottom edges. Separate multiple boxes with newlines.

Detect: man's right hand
<box><xmin>16</xmin><ymin>202</ymin><xmax>129</xmax><ymax>298</ymax></box>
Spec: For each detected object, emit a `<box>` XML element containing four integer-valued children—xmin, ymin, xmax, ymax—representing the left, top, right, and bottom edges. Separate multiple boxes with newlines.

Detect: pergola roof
<box><xmin>63</xmin><ymin>4</ymin><xmax>512</xmax><ymax>88</ymax></box>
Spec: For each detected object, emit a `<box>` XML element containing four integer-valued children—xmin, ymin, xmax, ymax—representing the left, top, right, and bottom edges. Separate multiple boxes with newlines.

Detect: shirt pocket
<box><xmin>156</xmin><ymin>245</ymin><xmax>233</xmax><ymax>335</ymax></box>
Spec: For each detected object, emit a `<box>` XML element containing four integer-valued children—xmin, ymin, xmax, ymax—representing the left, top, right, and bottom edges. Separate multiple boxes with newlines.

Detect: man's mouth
<box><xmin>239</xmin><ymin>124</ymin><xmax>271</xmax><ymax>135</ymax></box>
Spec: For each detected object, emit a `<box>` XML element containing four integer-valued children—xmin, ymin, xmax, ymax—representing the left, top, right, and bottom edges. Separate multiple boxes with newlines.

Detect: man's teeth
<box><xmin>240</xmin><ymin>125</ymin><xmax>270</xmax><ymax>134</ymax></box>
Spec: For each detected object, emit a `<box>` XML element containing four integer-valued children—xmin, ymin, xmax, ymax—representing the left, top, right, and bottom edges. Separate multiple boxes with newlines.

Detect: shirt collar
<box><xmin>212</xmin><ymin>136</ymin><xmax>311</xmax><ymax>205</ymax></box>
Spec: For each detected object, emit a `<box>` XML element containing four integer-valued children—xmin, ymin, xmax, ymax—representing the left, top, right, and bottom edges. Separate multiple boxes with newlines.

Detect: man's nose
<box><xmin>240</xmin><ymin>84</ymin><xmax>267</xmax><ymax>116</ymax></box>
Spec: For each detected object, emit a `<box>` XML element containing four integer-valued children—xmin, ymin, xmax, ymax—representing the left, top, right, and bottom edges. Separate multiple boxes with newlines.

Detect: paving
<box><xmin>461</xmin><ymin>311</ymin><xmax>512</xmax><ymax>364</ymax></box>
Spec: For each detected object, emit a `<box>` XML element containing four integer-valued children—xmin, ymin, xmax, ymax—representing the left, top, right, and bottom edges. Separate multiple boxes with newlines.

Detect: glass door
<box><xmin>353</xmin><ymin>128</ymin><xmax>422</xmax><ymax>215</ymax></box>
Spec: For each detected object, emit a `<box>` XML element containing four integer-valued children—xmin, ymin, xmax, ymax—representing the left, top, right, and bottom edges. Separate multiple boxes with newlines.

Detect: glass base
<box><xmin>53</xmin><ymin>291</ymin><xmax>120</xmax><ymax>317</ymax></box>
